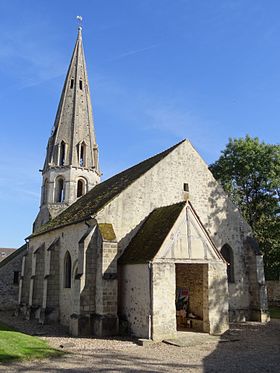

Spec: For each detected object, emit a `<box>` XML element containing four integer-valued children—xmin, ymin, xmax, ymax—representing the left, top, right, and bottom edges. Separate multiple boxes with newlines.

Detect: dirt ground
<box><xmin>0</xmin><ymin>311</ymin><xmax>279</xmax><ymax>373</ymax></box>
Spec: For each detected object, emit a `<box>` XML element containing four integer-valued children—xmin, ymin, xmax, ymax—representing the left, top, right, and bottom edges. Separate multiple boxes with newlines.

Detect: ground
<box><xmin>0</xmin><ymin>311</ymin><xmax>279</xmax><ymax>372</ymax></box>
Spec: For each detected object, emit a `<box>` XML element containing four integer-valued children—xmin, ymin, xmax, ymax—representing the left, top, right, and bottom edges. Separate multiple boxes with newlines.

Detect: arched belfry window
<box><xmin>59</xmin><ymin>141</ymin><xmax>66</xmax><ymax>166</ymax></box>
<box><xmin>64</xmin><ymin>251</ymin><xmax>72</xmax><ymax>288</ymax></box>
<box><xmin>77</xmin><ymin>178</ymin><xmax>87</xmax><ymax>198</ymax></box>
<box><xmin>221</xmin><ymin>244</ymin><xmax>235</xmax><ymax>283</ymax></box>
<box><xmin>55</xmin><ymin>177</ymin><xmax>65</xmax><ymax>203</ymax></box>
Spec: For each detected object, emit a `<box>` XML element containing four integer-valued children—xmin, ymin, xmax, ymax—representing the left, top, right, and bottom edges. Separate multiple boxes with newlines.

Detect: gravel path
<box><xmin>0</xmin><ymin>311</ymin><xmax>279</xmax><ymax>372</ymax></box>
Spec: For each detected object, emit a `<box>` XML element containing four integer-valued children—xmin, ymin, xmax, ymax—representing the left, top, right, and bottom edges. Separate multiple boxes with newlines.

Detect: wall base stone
<box><xmin>229</xmin><ymin>309</ymin><xmax>249</xmax><ymax>322</ymax></box>
<box><xmin>250</xmin><ymin>309</ymin><xmax>270</xmax><ymax>323</ymax></box>
<box><xmin>93</xmin><ymin>314</ymin><xmax>119</xmax><ymax>337</ymax></box>
<box><xmin>69</xmin><ymin>313</ymin><xmax>93</xmax><ymax>336</ymax></box>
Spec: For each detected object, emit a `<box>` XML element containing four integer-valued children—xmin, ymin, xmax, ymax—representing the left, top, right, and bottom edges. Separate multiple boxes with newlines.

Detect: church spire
<box><xmin>44</xmin><ymin>26</ymin><xmax>99</xmax><ymax>172</ymax></box>
<box><xmin>34</xmin><ymin>25</ymin><xmax>101</xmax><ymax>232</ymax></box>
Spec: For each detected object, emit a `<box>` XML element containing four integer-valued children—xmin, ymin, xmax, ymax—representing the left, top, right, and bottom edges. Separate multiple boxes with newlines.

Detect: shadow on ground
<box><xmin>0</xmin><ymin>319</ymin><xmax>279</xmax><ymax>372</ymax></box>
<box><xmin>203</xmin><ymin>320</ymin><xmax>280</xmax><ymax>373</ymax></box>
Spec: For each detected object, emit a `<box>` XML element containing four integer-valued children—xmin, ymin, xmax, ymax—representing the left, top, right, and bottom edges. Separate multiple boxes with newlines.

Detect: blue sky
<box><xmin>0</xmin><ymin>0</ymin><xmax>279</xmax><ymax>247</ymax></box>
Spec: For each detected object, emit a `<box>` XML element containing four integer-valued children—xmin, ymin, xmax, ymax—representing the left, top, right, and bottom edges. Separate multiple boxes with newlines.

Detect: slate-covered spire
<box><xmin>33</xmin><ymin>27</ymin><xmax>101</xmax><ymax>232</ymax></box>
<box><xmin>44</xmin><ymin>26</ymin><xmax>99</xmax><ymax>172</ymax></box>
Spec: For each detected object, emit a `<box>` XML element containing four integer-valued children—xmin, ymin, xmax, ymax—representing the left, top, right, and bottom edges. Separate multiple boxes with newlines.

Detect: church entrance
<box><xmin>175</xmin><ymin>263</ymin><xmax>208</xmax><ymax>332</ymax></box>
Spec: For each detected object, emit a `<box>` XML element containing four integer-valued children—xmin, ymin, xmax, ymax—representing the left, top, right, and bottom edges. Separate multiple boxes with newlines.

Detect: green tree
<box><xmin>209</xmin><ymin>135</ymin><xmax>280</xmax><ymax>280</ymax></box>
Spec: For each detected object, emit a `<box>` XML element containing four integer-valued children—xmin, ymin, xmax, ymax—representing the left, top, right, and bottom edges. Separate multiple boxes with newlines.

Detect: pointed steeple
<box><xmin>44</xmin><ymin>26</ymin><xmax>99</xmax><ymax>172</ymax></box>
<box><xmin>33</xmin><ymin>26</ymin><xmax>101</xmax><ymax>232</ymax></box>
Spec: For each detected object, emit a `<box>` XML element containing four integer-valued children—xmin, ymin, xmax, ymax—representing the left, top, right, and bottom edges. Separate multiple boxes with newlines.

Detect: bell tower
<box><xmin>33</xmin><ymin>26</ymin><xmax>101</xmax><ymax>232</ymax></box>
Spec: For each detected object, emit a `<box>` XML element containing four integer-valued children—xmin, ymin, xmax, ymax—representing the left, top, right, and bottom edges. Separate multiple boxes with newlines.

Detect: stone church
<box><xmin>17</xmin><ymin>27</ymin><xmax>269</xmax><ymax>340</ymax></box>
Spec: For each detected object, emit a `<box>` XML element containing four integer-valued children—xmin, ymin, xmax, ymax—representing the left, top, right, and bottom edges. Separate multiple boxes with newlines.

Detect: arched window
<box><xmin>77</xmin><ymin>178</ymin><xmax>87</xmax><ymax>198</ymax></box>
<box><xmin>221</xmin><ymin>244</ymin><xmax>235</xmax><ymax>283</ymax></box>
<box><xmin>59</xmin><ymin>141</ymin><xmax>66</xmax><ymax>166</ymax></box>
<box><xmin>80</xmin><ymin>142</ymin><xmax>86</xmax><ymax>167</ymax></box>
<box><xmin>43</xmin><ymin>179</ymin><xmax>48</xmax><ymax>204</ymax></box>
<box><xmin>64</xmin><ymin>251</ymin><xmax>72</xmax><ymax>288</ymax></box>
<box><xmin>55</xmin><ymin>177</ymin><xmax>65</xmax><ymax>203</ymax></box>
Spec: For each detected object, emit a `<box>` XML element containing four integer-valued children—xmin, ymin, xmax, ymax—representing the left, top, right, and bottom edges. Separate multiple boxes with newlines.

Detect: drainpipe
<box><xmin>148</xmin><ymin>261</ymin><xmax>153</xmax><ymax>340</ymax></box>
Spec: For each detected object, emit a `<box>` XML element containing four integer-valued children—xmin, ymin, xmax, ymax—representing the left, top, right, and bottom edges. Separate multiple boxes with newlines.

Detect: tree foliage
<box><xmin>209</xmin><ymin>136</ymin><xmax>280</xmax><ymax>280</ymax></box>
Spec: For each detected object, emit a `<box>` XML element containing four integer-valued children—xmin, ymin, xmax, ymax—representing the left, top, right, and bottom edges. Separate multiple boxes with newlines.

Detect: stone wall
<box><xmin>152</xmin><ymin>262</ymin><xmax>177</xmax><ymax>341</ymax></box>
<box><xmin>208</xmin><ymin>262</ymin><xmax>229</xmax><ymax>335</ymax></box>
<box><xmin>21</xmin><ymin>222</ymin><xmax>92</xmax><ymax>327</ymax></box>
<box><xmin>0</xmin><ymin>246</ymin><xmax>26</xmax><ymax>310</ymax></box>
<box><xmin>267</xmin><ymin>281</ymin><xmax>280</xmax><ymax>306</ymax></box>
<box><xmin>96</xmin><ymin>140</ymin><xmax>253</xmax><ymax>317</ymax></box>
<box><xmin>119</xmin><ymin>264</ymin><xmax>150</xmax><ymax>338</ymax></box>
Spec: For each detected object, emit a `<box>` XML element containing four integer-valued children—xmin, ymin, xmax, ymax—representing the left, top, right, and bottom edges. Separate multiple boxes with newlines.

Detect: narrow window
<box><xmin>76</xmin><ymin>144</ymin><xmax>80</xmax><ymax>163</ymax></box>
<box><xmin>79</xmin><ymin>80</ymin><xmax>83</xmax><ymax>90</ymax></box>
<box><xmin>70</xmin><ymin>78</ymin><xmax>74</xmax><ymax>89</ymax></box>
<box><xmin>80</xmin><ymin>143</ymin><xmax>86</xmax><ymax>167</ymax></box>
<box><xmin>221</xmin><ymin>244</ymin><xmax>235</xmax><ymax>283</ymax></box>
<box><xmin>43</xmin><ymin>179</ymin><xmax>48</xmax><ymax>204</ymax></box>
<box><xmin>55</xmin><ymin>177</ymin><xmax>65</xmax><ymax>203</ymax></box>
<box><xmin>77</xmin><ymin>180</ymin><xmax>84</xmax><ymax>198</ymax></box>
<box><xmin>64</xmin><ymin>251</ymin><xmax>72</xmax><ymax>288</ymax></box>
<box><xmin>59</xmin><ymin>141</ymin><xmax>66</xmax><ymax>166</ymax></box>
<box><xmin>13</xmin><ymin>271</ymin><xmax>20</xmax><ymax>285</ymax></box>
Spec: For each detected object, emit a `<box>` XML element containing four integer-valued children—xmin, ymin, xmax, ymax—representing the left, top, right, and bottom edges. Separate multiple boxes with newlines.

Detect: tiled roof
<box><xmin>0</xmin><ymin>244</ymin><xmax>27</xmax><ymax>268</ymax></box>
<box><xmin>0</xmin><ymin>248</ymin><xmax>16</xmax><ymax>262</ymax></box>
<box><xmin>31</xmin><ymin>140</ymin><xmax>185</xmax><ymax>238</ymax></box>
<box><xmin>118</xmin><ymin>202</ymin><xmax>186</xmax><ymax>265</ymax></box>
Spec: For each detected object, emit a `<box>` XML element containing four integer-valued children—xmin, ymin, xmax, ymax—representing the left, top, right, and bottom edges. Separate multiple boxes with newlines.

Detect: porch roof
<box><xmin>118</xmin><ymin>202</ymin><xmax>186</xmax><ymax>265</ymax></box>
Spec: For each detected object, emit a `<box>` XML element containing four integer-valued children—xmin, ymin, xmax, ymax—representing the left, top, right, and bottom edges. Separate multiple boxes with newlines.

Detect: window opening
<box><xmin>64</xmin><ymin>251</ymin><xmax>72</xmax><ymax>288</ymax></box>
<box><xmin>183</xmin><ymin>183</ymin><xmax>189</xmax><ymax>192</ymax></box>
<box><xmin>43</xmin><ymin>179</ymin><xmax>48</xmax><ymax>204</ymax></box>
<box><xmin>80</xmin><ymin>143</ymin><xmax>85</xmax><ymax>167</ymax></box>
<box><xmin>79</xmin><ymin>80</ymin><xmax>83</xmax><ymax>90</ymax></box>
<box><xmin>55</xmin><ymin>178</ymin><xmax>65</xmax><ymax>203</ymax></box>
<box><xmin>13</xmin><ymin>271</ymin><xmax>20</xmax><ymax>285</ymax></box>
<box><xmin>70</xmin><ymin>78</ymin><xmax>74</xmax><ymax>89</ymax></box>
<box><xmin>77</xmin><ymin>179</ymin><xmax>84</xmax><ymax>198</ymax></box>
<box><xmin>59</xmin><ymin>141</ymin><xmax>66</xmax><ymax>166</ymax></box>
<box><xmin>221</xmin><ymin>244</ymin><xmax>235</xmax><ymax>283</ymax></box>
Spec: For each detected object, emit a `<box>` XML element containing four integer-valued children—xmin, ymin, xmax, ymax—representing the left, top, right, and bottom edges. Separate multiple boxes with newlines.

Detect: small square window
<box><xmin>183</xmin><ymin>183</ymin><xmax>189</xmax><ymax>192</ymax></box>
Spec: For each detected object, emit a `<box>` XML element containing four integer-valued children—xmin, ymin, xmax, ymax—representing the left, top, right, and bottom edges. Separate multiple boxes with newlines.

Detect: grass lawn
<box><xmin>0</xmin><ymin>322</ymin><xmax>63</xmax><ymax>363</ymax></box>
<box><xmin>269</xmin><ymin>306</ymin><xmax>280</xmax><ymax>319</ymax></box>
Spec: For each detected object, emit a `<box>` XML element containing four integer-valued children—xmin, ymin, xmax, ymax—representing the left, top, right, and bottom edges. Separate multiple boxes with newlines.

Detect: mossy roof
<box><xmin>98</xmin><ymin>223</ymin><xmax>116</xmax><ymax>241</ymax></box>
<box><xmin>118</xmin><ymin>202</ymin><xmax>186</xmax><ymax>265</ymax></box>
<box><xmin>30</xmin><ymin>140</ymin><xmax>185</xmax><ymax>238</ymax></box>
<box><xmin>0</xmin><ymin>244</ymin><xmax>27</xmax><ymax>269</ymax></box>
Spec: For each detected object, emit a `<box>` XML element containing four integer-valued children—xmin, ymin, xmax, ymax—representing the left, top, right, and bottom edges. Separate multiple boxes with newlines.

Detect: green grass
<box><xmin>0</xmin><ymin>322</ymin><xmax>63</xmax><ymax>363</ymax></box>
<box><xmin>269</xmin><ymin>306</ymin><xmax>280</xmax><ymax>319</ymax></box>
